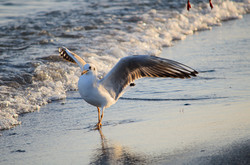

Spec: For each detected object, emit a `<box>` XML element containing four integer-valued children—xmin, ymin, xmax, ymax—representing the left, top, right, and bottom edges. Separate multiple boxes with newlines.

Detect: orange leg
<box><xmin>209</xmin><ymin>0</ymin><xmax>213</xmax><ymax>9</ymax></box>
<box><xmin>100</xmin><ymin>109</ymin><xmax>104</xmax><ymax>123</ymax></box>
<box><xmin>96</xmin><ymin>107</ymin><xmax>102</xmax><ymax>129</ymax></box>
<box><xmin>187</xmin><ymin>0</ymin><xmax>191</xmax><ymax>11</ymax></box>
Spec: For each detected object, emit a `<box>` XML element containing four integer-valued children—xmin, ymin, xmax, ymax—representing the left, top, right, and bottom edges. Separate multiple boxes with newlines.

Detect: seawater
<box><xmin>0</xmin><ymin>1</ymin><xmax>250</xmax><ymax>164</ymax></box>
<box><xmin>0</xmin><ymin>0</ymin><xmax>250</xmax><ymax>130</ymax></box>
<box><xmin>0</xmin><ymin>14</ymin><xmax>249</xmax><ymax>164</ymax></box>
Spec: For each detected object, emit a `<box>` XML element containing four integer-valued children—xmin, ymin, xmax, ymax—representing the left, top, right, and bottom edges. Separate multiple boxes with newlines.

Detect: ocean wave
<box><xmin>0</xmin><ymin>0</ymin><xmax>249</xmax><ymax>130</ymax></box>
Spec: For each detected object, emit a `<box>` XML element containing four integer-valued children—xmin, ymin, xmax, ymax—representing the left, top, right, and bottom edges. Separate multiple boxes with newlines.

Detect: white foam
<box><xmin>1</xmin><ymin>0</ymin><xmax>249</xmax><ymax>130</ymax></box>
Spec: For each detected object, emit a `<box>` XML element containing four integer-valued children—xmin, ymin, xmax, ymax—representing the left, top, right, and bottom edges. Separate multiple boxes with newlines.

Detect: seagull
<box><xmin>58</xmin><ymin>47</ymin><xmax>198</xmax><ymax>129</ymax></box>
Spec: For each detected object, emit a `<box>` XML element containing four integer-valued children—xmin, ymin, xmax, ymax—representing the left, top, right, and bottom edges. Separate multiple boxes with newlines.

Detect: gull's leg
<box><xmin>100</xmin><ymin>107</ymin><xmax>105</xmax><ymax>124</ymax></box>
<box><xmin>209</xmin><ymin>0</ymin><xmax>213</xmax><ymax>9</ymax></box>
<box><xmin>97</xmin><ymin>107</ymin><xmax>101</xmax><ymax>123</ymax></box>
<box><xmin>96</xmin><ymin>107</ymin><xmax>102</xmax><ymax>129</ymax></box>
<box><xmin>187</xmin><ymin>0</ymin><xmax>191</xmax><ymax>11</ymax></box>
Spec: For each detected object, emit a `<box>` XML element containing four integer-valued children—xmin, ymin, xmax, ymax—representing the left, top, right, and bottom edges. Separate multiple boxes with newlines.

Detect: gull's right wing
<box><xmin>58</xmin><ymin>47</ymin><xmax>86</xmax><ymax>71</ymax></box>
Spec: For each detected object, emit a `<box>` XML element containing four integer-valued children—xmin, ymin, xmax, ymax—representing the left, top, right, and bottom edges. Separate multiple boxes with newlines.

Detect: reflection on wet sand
<box><xmin>90</xmin><ymin>129</ymin><xmax>147</xmax><ymax>165</ymax></box>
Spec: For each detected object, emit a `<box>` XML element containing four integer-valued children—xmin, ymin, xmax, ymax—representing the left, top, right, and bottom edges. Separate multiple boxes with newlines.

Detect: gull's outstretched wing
<box><xmin>58</xmin><ymin>47</ymin><xmax>86</xmax><ymax>71</ymax></box>
<box><xmin>99</xmin><ymin>55</ymin><xmax>198</xmax><ymax>100</ymax></box>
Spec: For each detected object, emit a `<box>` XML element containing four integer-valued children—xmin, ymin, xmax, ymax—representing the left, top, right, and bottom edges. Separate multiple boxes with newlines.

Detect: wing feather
<box><xmin>99</xmin><ymin>55</ymin><xmax>198</xmax><ymax>100</ymax></box>
<box><xmin>58</xmin><ymin>47</ymin><xmax>86</xmax><ymax>71</ymax></box>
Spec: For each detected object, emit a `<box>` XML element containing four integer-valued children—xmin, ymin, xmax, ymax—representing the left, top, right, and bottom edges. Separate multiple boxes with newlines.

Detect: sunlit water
<box><xmin>0</xmin><ymin>9</ymin><xmax>250</xmax><ymax>165</ymax></box>
<box><xmin>1</xmin><ymin>0</ymin><xmax>249</xmax><ymax>130</ymax></box>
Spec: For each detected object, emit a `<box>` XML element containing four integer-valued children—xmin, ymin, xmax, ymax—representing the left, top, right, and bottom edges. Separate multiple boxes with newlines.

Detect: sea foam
<box><xmin>0</xmin><ymin>0</ymin><xmax>249</xmax><ymax>130</ymax></box>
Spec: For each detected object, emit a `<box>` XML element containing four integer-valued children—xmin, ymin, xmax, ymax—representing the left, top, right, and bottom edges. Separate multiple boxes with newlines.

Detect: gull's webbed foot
<box><xmin>95</xmin><ymin>122</ymin><xmax>102</xmax><ymax>130</ymax></box>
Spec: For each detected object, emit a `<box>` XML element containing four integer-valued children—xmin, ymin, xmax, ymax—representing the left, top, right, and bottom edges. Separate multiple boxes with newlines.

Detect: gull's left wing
<box><xmin>99</xmin><ymin>55</ymin><xmax>198</xmax><ymax>100</ymax></box>
<box><xmin>58</xmin><ymin>47</ymin><xmax>86</xmax><ymax>71</ymax></box>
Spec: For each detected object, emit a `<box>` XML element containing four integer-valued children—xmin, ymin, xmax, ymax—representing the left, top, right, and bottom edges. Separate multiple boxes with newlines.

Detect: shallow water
<box><xmin>1</xmin><ymin>0</ymin><xmax>250</xmax><ymax>130</ymax></box>
<box><xmin>1</xmin><ymin>11</ymin><xmax>250</xmax><ymax>165</ymax></box>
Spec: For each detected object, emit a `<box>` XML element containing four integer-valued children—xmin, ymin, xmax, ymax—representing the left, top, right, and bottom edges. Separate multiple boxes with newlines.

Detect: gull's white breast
<box><xmin>78</xmin><ymin>75</ymin><xmax>116</xmax><ymax>108</ymax></box>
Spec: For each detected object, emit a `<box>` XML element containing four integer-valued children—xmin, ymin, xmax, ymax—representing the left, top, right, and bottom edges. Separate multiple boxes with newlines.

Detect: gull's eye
<box><xmin>89</xmin><ymin>66</ymin><xmax>91</xmax><ymax>70</ymax></box>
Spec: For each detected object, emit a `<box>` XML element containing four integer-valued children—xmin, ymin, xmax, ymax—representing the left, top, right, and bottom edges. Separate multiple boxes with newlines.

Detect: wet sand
<box><xmin>1</xmin><ymin>14</ymin><xmax>250</xmax><ymax>165</ymax></box>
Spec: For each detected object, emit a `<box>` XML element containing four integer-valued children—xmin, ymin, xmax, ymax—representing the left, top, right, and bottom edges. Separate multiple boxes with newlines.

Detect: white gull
<box><xmin>59</xmin><ymin>47</ymin><xmax>198</xmax><ymax>129</ymax></box>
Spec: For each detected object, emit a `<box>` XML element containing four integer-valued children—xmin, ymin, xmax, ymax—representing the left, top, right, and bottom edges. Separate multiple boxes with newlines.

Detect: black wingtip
<box><xmin>58</xmin><ymin>47</ymin><xmax>76</xmax><ymax>63</ymax></box>
<box><xmin>193</xmin><ymin>70</ymin><xmax>199</xmax><ymax>76</ymax></box>
<box><xmin>189</xmin><ymin>70</ymin><xmax>198</xmax><ymax>77</ymax></box>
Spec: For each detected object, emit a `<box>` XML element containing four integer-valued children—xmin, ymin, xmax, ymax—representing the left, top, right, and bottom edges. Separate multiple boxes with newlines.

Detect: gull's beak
<box><xmin>81</xmin><ymin>70</ymin><xmax>88</xmax><ymax>75</ymax></box>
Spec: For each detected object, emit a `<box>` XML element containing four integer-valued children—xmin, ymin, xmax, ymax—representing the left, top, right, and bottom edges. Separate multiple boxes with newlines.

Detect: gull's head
<box><xmin>81</xmin><ymin>63</ymin><xmax>97</xmax><ymax>75</ymax></box>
